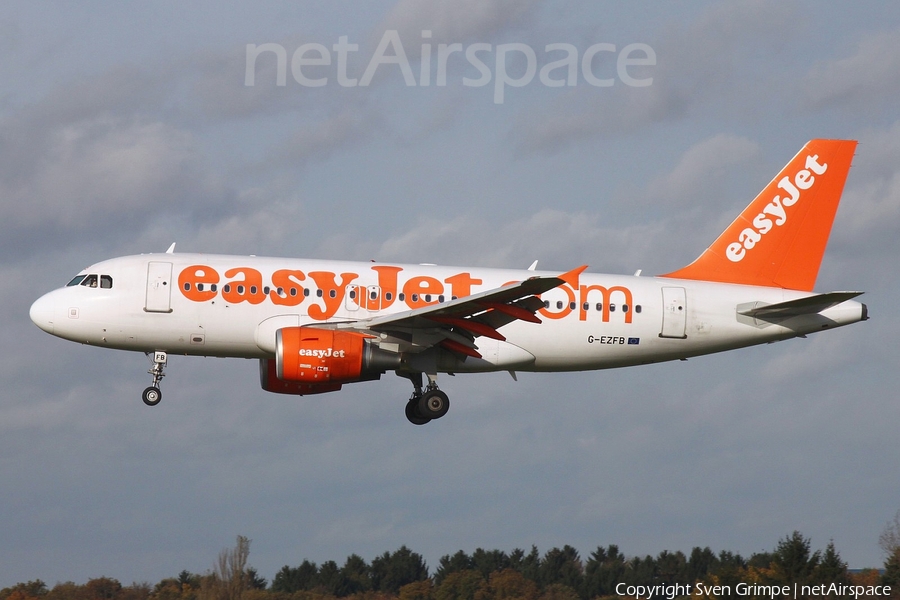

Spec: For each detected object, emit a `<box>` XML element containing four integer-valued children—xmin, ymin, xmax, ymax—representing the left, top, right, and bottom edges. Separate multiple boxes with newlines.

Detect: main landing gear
<box><xmin>142</xmin><ymin>351</ymin><xmax>167</xmax><ymax>406</ymax></box>
<box><xmin>403</xmin><ymin>372</ymin><xmax>450</xmax><ymax>425</ymax></box>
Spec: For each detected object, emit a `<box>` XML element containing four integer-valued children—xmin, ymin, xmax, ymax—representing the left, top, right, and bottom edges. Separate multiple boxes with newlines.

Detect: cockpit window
<box><xmin>67</xmin><ymin>275</ymin><xmax>86</xmax><ymax>287</ymax></box>
<box><xmin>100</xmin><ymin>275</ymin><xmax>113</xmax><ymax>289</ymax></box>
<box><xmin>81</xmin><ymin>275</ymin><xmax>99</xmax><ymax>288</ymax></box>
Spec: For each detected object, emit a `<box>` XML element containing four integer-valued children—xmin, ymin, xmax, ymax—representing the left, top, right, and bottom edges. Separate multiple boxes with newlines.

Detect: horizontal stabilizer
<box><xmin>737</xmin><ymin>291</ymin><xmax>863</xmax><ymax>320</ymax></box>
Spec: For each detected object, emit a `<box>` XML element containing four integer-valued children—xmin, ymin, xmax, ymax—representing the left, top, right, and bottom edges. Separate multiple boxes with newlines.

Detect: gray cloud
<box><xmin>516</xmin><ymin>0</ymin><xmax>798</xmax><ymax>152</ymax></box>
<box><xmin>376</xmin><ymin>0</ymin><xmax>543</xmax><ymax>48</ymax></box>
<box><xmin>644</xmin><ymin>134</ymin><xmax>761</xmax><ymax>208</ymax></box>
<box><xmin>801</xmin><ymin>27</ymin><xmax>900</xmax><ymax>114</ymax></box>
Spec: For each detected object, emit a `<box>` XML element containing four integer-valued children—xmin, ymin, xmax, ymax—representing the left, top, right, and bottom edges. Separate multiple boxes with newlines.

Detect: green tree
<box><xmin>434</xmin><ymin>551</ymin><xmax>473</xmax><ymax>587</ymax></box>
<box><xmin>539</xmin><ymin>547</ymin><xmax>582</xmax><ymax>591</ymax></box>
<box><xmin>316</xmin><ymin>561</ymin><xmax>340</xmax><ymax>595</ymax></box>
<box><xmin>770</xmin><ymin>532</ymin><xmax>820</xmax><ymax>585</ymax></box>
<box><xmin>655</xmin><ymin>550</ymin><xmax>688</xmax><ymax>585</ymax></box>
<box><xmin>271</xmin><ymin>561</ymin><xmax>317</xmax><ymax>594</ymax></box>
<box><xmin>686</xmin><ymin>547</ymin><xmax>719</xmax><ymax>583</ymax></box>
<box><xmin>583</xmin><ymin>545</ymin><xmax>627</xmax><ymax>598</ymax></box>
<box><xmin>882</xmin><ymin>547</ymin><xmax>900</xmax><ymax>589</ymax></box>
<box><xmin>244</xmin><ymin>569</ymin><xmax>266</xmax><ymax>591</ymax></box>
<box><xmin>471</xmin><ymin>550</ymin><xmax>510</xmax><ymax>580</ymax></box>
<box><xmin>370</xmin><ymin>546</ymin><xmax>428</xmax><ymax>594</ymax></box>
<box><xmin>337</xmin><ymin>554</ymin><xmax>371</xmax><ymax>596</ymax></box>
<box><xmin>514</xmin><ymin>547</ymin><xmax>542</xmax><ymax>585</ymax></box>
<box><xmin>812</xmin><ymin>541</ymin><xmax>849</xmax><ymax>586</ymax></box>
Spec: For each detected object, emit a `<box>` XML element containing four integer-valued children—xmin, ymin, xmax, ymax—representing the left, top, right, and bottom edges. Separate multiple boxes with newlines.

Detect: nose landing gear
<box><xmin>142</xmin><ymin>351</ymin><xmax>167</xmax><ymax>406</ymax></box>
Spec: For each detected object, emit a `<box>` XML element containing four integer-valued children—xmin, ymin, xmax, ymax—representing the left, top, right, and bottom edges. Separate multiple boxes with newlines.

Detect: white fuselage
<box><xmin>29</xmin><ymin>253</ymin><xmax>866</xmax><ymax>374</ymax></box>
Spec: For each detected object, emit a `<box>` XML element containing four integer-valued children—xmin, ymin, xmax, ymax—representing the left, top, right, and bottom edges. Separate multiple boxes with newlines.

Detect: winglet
<box><xmin>662</xmin><ymin>140</ymin><xmax>857</xmax><ymax>291</ymax></box>
<box><xmin>559</xmin><ymin>265</ymin><xmax>588</xmax><ymax>288</ymax></box>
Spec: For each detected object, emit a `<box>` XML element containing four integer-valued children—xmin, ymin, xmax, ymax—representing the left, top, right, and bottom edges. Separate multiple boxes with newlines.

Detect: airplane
<box><xmin>29</xmin><ymin>139</ymin><xmax>867</xmax><ymax>424</ymax></box>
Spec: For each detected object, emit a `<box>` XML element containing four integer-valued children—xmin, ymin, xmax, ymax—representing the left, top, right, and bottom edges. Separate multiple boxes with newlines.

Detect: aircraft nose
<box><xmin>30</xmin><ymin>293</ymin><xmax>56</xmax><ymax>334</ymax></box>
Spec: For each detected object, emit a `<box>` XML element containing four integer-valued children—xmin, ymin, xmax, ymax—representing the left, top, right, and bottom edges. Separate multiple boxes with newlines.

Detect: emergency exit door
<box><xmin>660</xmin><ymin>286</ymin><xmax>687</xmax><ymax>339</ymax></box>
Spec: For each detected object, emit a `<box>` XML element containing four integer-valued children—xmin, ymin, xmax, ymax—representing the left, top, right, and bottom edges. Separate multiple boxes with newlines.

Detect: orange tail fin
<box><xmin>661</xmin><ymin>139</ymin><xmax>857</xmax><ymax>291</ymax></box>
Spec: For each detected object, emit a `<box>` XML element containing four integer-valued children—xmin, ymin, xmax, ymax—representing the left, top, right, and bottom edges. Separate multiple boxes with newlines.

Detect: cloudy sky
<box><xmin>3</xmin><ymin>0</ymin><xmax>900</xmax><ymax>586</ymax></box>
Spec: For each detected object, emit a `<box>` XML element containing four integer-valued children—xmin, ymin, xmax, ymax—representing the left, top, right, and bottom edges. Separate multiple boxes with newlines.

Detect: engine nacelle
<box><xmin>274</xmin><ymin>326</ymin><xmax>401</xmax><ymax>385</ymax></box>
<box><xmin>259</xmin><ymin>358</ymin><xmax>343</xmax><ymax>395</ymax></box>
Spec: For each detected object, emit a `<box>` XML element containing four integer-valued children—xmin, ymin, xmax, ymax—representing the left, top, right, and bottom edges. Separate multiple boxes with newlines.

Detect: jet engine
<box><xmin>264</xmin><ymin>327</ymin><xmax>400</xmax><ymax>393</ymax></box>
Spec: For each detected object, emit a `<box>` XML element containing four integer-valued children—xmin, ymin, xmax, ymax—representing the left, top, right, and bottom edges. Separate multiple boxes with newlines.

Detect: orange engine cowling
<box><xmin>259</xmin><ymin>358</ymin><xmax>343</xmax><ymax>395</ymax></box>
<box><xmin>274</xmin><ymin>326</ymin><xmax>401</xmax><ymax>386</ymax></box>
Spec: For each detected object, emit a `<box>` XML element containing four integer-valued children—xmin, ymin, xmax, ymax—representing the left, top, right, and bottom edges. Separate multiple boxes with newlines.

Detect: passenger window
<box><xmin>67</xmin><ymin>275</ymin><xmax>86</xmax><ymax>287</ymax></box>
<box><xmin>609</xmin><ymin>304</ymin><xmax>616</xmax><ymax>312</ymax></box>
<box><xmin>622</xmin><ymin>304</ymin><xmax>629</xmax><ymax>313</ymax></box>
<box><xmin>329</xmin><ymin>289</ymin><xmax>336</xmax><ymax>298</ymax></box>
<box><xmin>349</xmin><ymin>289</ymin><xmax>357</xmax><ymax>299</ymax></box>
<box><xmin>635</xmin><ymin>305</ymin><xmax>642</xmax><ymax>313</ymax></box>
<box><xmin>595</xmin><ymin>303</ymin><xmax>603</xmax><ymax>311</ymax></box>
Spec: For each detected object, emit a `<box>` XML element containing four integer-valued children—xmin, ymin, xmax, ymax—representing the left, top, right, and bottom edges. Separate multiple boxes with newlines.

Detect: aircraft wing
<box><xmin>737</xmin><ymin>291</ymin><xmax>864</xmax><ymax>321</ymax></box>
<box><xmin>323</xmin><ymin>268</ymin><xmax>583</xmax><ymax>358</ymax></box>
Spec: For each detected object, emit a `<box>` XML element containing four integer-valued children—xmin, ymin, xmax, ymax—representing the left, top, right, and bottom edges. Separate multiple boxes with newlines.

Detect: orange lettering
<box><xmin>444</xmin><ymin>272</ymin><xmax>482</xmax><ymax>299</ymax></box>
<box><xmin>579</xmin><ymin>284</ymin><xmax>633</xmax><ymax>323</ymax></box>
<box><xmin>178</xmin><ymin>265</ymin><xmax>219</xmax><ymax>302</ymax></box>
<box><xmin>370</xmin><ymin>265</ymin><xmax>403</xmax><ymax>309</ymax></box>
<box><xmin>270</xmin><ymin>269</ymin><xmax>306</xmax><ymax>306</ymax></box>
<box><xmin>307</xmin><ymin>272</ymin><xmax>358</xmax><ymax>320</ymax></box>
<box><xmin>538</xmin><ymin>285</ymin><xmax>575</xmax><ymax>320</ymax></box>
<box><xmin>223</xmin><ymin>268</ymin><xmax>266</xmax><ymax>305</ymax></box>
<box><xmin>403</xmin><ymin>276</ymin><xmax>443</xmax><ymax>308</ymax></box>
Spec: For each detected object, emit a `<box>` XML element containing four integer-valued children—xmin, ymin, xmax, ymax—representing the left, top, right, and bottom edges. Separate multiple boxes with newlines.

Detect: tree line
<box><xmin>4</xmin><ymin>527</ymin><xmax>900</xmax><ymax>600</ymax></box>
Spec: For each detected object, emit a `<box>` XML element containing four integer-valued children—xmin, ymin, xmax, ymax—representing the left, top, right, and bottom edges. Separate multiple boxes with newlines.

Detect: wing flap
<box><xmin>321</xmin><ymin>269</ymin><xmax>579</xmax><ymax>357</ymax></box>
